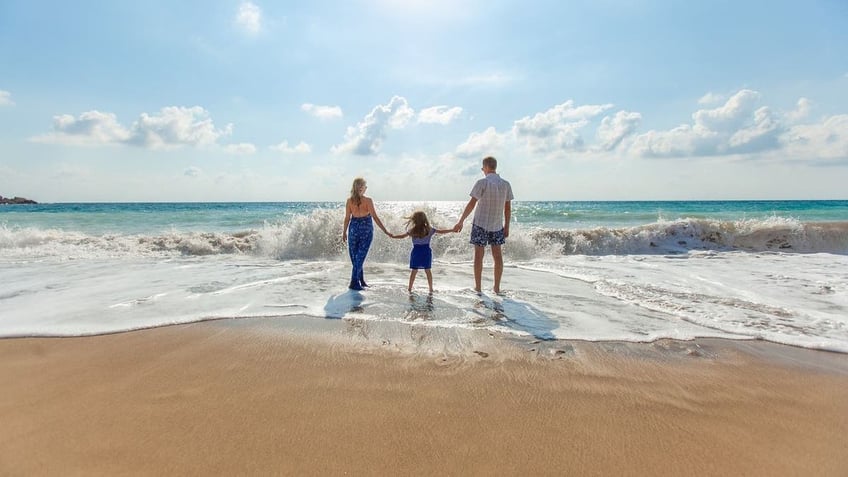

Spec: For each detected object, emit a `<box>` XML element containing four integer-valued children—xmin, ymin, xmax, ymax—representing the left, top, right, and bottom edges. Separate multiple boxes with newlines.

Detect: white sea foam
<box><xmin>3</xmin><ymin>212</ymin><xmax>847</xmax><ymax>260</ymax></box>
<box><xmin>2</xmin><ymin>248</ymin><xmax>847</xmax><ymax>353</ymax></box>
<box><xmin>2</xmin><ymin>210</ymin><xmax>847</xmax><ymax>353</ymax></box>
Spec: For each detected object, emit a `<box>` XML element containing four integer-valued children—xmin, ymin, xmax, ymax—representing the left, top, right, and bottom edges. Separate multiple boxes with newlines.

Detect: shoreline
<box><xmin>6</xmin><ymin>314</ymin><xmax>848</xmax><ymax>371</ymax></box>
<box><xmin>2</xmin><ymin>318</ymin><xmax>847</xmax><ymax>475</ymax></box>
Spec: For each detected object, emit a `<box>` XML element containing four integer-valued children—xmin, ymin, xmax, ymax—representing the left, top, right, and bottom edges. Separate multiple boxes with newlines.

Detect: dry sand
<box><xmin>2</xmin><ymin>317</ymin><xmax>847</xmax><ymax>476</ymax></box>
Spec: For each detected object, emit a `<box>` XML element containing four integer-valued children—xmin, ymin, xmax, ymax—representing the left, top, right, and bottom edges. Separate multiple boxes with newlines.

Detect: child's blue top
<box><xmin>411</xmin><ymin>227</ymin><xmax>436</xmax><ymax>245</ymax></box>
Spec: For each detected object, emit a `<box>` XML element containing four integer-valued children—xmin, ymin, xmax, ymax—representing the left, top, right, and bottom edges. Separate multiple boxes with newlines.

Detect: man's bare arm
<box><xmin>503</xmin><ymin>200</ymin><xmax>511</xmax><ymax>238</ymax></box>
<box><xmin>454</xmin><ymin>197</ymin><xmax>478</xmax><ymax>232</ymax></box>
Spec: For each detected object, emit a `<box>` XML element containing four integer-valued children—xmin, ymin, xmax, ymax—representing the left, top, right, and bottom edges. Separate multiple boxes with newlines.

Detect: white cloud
<box><xmin>224</xmin><ymin>143</ymin><xmax>257</xmax><ymax>155</ymax></box>
<box><xmin>453</xmin><ymin>100</ymin><xmax>635</xmax><ymax>159</ymax></box>
<box><xmin>269</xmin><ymin>140</ymin><xmax>312</xmax><ymax>154</ymax></box>
<box><xmin>331</xmin><ymin>96</ymin><xmax>415</xmax><ymax>155</ymax></box>
<box><xmin>691</xmin><ymin>89</ymin><xmax>760</xmax><ymax>131</ymax></box>
<box><xmin>301</xmin><ymin>103</ymin><xmax>343</xmax><ymax>120</ymax></box>
<box><xmin>387</xmin><ymin>98</ymin><xmax>415</xmax><ymax>128</ymax></box>
<box><xmin>31</xmin><ymin>106</ymin><xmax>232</xmax><ymax>149</ymax></box>
<box><xmin>630</xmin><ymin>89</ymin><xmax>782</xmax><ymax>157</ymax></box>
<box><xmin>727</xmin><ymin>106</ymin><xmax>781</xmax><ymax>152</ymax></box>
<box><xmin>698</xmin><ymin>92</ymin><xmax>725</xmax><ymax>105</ymax></box>
<box><xmin>0</xmin><ymin>90</ymin><xmax>13</xmax><ymax>106</ymax></box>
<box><xmin>184</xmin><ymin>167</ymin><xmax>202</xmax><ymax>177</ymax></box>
<box><xmin>235</xmin><ymin>1</ymin><xmax>262</xmax><ymax>35</ymax></box>
<box><xmin>31</xmin><ymin>111</ymin><xmax>131</xmax><ymax>145</ymax></box>
<box><xmin>455</xmin><ymin>127</ymin><xmax>505</xmax><ymax>157</ymax></box>
<box><xmin>785</xmin><ymin>97</ymin><xmax>811</xmax><ymax>123</ymax></box>
<box><xmin>128</xmin><ymin>106</ymin><xmax>233</xmax><ymax>149</ymax></box>
<box><xmin>512</xmin><ymin>100</ymin><xmax>613</xmax><ymax>153</ymax></box>
<box><xmin>782</xmin><ymin>114</ymin><xmax>848</xmax><ymax>160</ymax></box>
<box><xmin>596</xmin><ymin>110</ymin><xmax>641</xmax><ymax>151</ymax></box>
<box><xmin>418</xmin><ymin>105</ymin><xmax>463</xmax><ymax>125</ymax></box>
<box><xmin>629</xmin><ymin>124</ymin><xmax>715</xmax><ymax>157</ymax></box>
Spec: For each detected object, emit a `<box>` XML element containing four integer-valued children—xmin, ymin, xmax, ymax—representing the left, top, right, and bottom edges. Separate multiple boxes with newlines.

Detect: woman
<box><xmin>342</xmin><ymin>178</ymin><xmax>390</xmax><ymax>290</ymax></box>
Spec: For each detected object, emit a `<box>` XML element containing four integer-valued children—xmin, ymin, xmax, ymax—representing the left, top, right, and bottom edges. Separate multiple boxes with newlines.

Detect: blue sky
<box><xmin>1</xmin><ymin>0</ymin><xmax>846</xmax><ymax>202</ymax></box>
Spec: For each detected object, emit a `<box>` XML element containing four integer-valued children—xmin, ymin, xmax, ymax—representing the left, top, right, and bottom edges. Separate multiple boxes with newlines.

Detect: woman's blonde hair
<box><xmin>404</xmin><ymin>210</ymin><xmax>431</xmax><ymax>239</ymax></box>
<box><xmin>350</xmin><ymin>177</ymin><xmax>366</xmax><ymax>206</ymax></box>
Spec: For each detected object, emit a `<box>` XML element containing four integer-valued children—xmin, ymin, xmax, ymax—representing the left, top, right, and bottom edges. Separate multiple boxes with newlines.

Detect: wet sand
<box><xmin>2</xmin><ymin>317</ymin><xmax>847</xmax><ymax>476</ymax></box>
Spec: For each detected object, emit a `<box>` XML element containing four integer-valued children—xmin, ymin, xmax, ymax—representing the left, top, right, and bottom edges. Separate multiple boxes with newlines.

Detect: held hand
<box><xmin>453</xmin><ymin>223</ymin><xmax>463</xmax><ymax>233</ymax></box>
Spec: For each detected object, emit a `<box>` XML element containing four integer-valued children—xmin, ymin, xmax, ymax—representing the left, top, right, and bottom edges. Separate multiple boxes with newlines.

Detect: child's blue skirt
<box><xmin>409</xmin><ymin>244</ymin><xmax>432</xmax><ymax>269</ymax></box>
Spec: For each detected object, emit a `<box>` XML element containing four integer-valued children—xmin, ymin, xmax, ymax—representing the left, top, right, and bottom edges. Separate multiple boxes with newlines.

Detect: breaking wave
<box><xmin>2</xmin><ymin>210</ymin><xmax>847</xmax><ymax>260</ymax></box>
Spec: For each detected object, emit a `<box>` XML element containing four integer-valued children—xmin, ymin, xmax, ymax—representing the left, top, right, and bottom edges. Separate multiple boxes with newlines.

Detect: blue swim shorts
<box><xmin>470</xmin><ymin>224</ymin><xmax>505</xmax><ymax>247</ymax></box>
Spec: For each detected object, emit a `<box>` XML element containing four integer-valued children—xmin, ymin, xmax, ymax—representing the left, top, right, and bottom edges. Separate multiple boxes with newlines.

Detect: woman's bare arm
<box><xmin>342</xmin><ymin>199</ymin><xmax>352</xmax><ymax>242</ymax></box>
<box><xmin>366</xmin><ymin>198</ymin><xmax>390</xmax><ymax>235</ymax></box>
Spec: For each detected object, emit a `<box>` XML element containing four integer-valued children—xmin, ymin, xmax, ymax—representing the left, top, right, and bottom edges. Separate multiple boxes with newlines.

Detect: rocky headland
<box><xmin>0</xmin><ymin>195</ymin><xmax>37</xmax><ymax>204</ymax></box>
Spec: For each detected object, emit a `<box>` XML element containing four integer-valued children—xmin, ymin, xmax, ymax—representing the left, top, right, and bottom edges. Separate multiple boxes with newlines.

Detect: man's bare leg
<box><xmin>473</xmin><ymin>246</ymin><xmax>485</xmax><ymax>292</ymax></box>
<box><xmin>491</xmin><ymin>245</ymin><xmax>503</xmax><ymax>294</ymax></box>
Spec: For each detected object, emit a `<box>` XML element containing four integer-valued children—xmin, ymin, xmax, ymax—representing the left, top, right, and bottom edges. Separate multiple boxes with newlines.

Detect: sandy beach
<box><xmin>2</xmin><ymin>317</ymin><xmax>847</xmax><ymax>476</ymax></box>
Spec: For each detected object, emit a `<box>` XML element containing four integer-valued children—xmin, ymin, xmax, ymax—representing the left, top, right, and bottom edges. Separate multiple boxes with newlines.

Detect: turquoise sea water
<box><xmin>513</xmin><ymin>200</ymin><xmax>848</xmax><ymax>227</ymax></box>
<box><xmin>3</xmin><ymin>200</ymin><xmax>847</xmax><ymax>234</ymax></box>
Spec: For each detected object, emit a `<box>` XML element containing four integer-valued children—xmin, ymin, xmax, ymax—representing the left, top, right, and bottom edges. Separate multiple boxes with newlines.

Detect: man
<box><xmin>454</xmin><ymin>156</ymin><xmax>514</xmax><ymax>294</ymax></box>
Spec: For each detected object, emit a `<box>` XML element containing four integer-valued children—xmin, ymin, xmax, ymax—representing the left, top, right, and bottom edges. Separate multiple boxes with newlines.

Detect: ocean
<box><xmin>2</xmin><ymin>200</ymin><xmax>847</xmax><ymax>353</ymax></box>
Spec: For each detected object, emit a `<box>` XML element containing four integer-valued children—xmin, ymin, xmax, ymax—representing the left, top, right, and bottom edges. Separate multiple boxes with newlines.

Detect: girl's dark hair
<box><xmin>404</xmin><ymin>211</ymin><xmax>430</xmax><ymax>239</ymax></box>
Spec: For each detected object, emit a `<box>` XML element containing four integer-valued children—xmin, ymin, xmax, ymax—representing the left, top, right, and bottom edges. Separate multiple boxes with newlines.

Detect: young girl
<box><xmin>390</xmin><ymin>211</ymin><xmax>454</xmax><ymax>293</ymax></box>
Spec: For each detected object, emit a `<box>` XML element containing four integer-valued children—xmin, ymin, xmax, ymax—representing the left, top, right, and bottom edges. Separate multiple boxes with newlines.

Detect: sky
<box><xmin>1</xmin><ymin>0</ymin><xmax>847</xmax><ymax>202</ymax></box>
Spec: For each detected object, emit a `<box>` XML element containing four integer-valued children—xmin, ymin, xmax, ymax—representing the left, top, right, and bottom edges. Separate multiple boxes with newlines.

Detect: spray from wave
<box><xmin>532</xmin><ymin>216</ymin><xmax>848</xmax><ymax>255</ymax></box>
<box><xmin>2</xmin><ymin>211</ymin><xmax>847</xmax><ymax>260</ymax></box>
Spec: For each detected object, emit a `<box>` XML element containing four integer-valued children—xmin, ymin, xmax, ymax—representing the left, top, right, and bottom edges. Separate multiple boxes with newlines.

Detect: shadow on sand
<box><xmin>323</xmin><ymin>290</ymin><xmax>365</xmax><ymax>319</ymax></box>
<box><xmin>475</xmin><ymin>295</ymin><xmax>558</xmax><ymax>341</ymax></box>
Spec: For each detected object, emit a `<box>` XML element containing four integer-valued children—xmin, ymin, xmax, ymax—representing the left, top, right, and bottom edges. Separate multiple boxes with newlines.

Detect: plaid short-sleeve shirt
<box><xmin>470</xmin><ymin>173</ymin><xmax>514</xmax><ymax>232</ymax></box>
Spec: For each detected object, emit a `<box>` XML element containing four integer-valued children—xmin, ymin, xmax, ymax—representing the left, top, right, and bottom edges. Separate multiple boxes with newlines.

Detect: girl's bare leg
<box><xmin>425</xmin><ymin>269</ymin><xmax>433</xmax><ymax>294</ymax></box>
<box><xmin>408</xmin><ymin>269</ymin><xmax>418</xmax><ymax>292</ymax></box>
